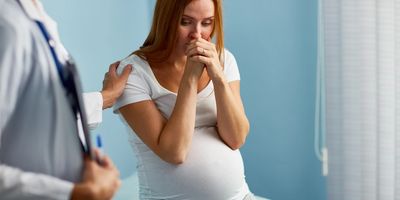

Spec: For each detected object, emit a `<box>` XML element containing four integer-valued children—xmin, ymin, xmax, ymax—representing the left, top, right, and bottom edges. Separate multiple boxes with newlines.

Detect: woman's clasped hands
<box><xmin>185</xmin><ymin>38</ymin><xmax>223</xmax><ymax>80</ymax></box>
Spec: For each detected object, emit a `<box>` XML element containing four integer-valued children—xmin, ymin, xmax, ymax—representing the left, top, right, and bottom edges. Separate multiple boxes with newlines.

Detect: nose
<box><xmin>190</xmin><ymin>32</ymin><xmax>201</xmax><ymax>40</ymax></box>
<box><xmin>190</xmin><ymin>24</ymin><xmax>202</xmax><ymax>40</ymax></box>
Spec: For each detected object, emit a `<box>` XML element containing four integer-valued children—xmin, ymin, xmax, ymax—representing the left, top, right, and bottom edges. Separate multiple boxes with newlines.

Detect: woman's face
<box><xmin>176</xmin><ymin>0</ymin><xmax>215</xmax><ymax>56</ymax></box>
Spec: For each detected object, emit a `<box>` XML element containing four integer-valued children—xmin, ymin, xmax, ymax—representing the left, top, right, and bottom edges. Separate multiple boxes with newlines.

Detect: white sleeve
<box><xmin>113</xmin><ymin>61</ymin><xmax>151</xmax><ymax>113</ymax></box>
<box><xmin>83</xmin><ymin>92</ymin><xmax>103</xmax><ymax>130</ymax></box>
<box><xmin>224</xmin><ymin>50</ymin><xmax>241</xmax><ymax>82</ymax></box>
<box><xmin>0</xmin><ymin>18</ymin><xmax>23</xmax><ymax>136</ymax></box>
<box><xmin>0</xmin><ymin>165</ymin><xmax>73</xmax><ymax>200</ymax></box>
<box><xmin>0</xmin><ymin>17</ymin><xmax>73</xmax><ymax>200</ymax></box>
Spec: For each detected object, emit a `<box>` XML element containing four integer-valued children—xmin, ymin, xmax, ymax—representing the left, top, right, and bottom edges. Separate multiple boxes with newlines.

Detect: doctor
<box><xmin>0</xmin><ymin>0</ymin><xmax>130</xmax><ymax>199</ymax></box>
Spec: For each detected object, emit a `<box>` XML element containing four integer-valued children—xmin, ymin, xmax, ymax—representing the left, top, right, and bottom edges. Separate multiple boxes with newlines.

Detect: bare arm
<box><xmin>213</xmin><ymin>78</ymin><xmax>249</xmax><ymax>149</ymax></box>
<box><xmin>187</xmin><ymin>39</ymin><xmax>250</xmax><ymax>150</ymax></box>
<box><xmin>119</xmin><ymin>59</ymin><xmax>203</xmax><ymax>164</ymax></box>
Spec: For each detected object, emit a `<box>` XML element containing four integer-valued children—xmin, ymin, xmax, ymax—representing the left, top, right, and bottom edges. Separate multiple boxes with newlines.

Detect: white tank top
<box><xmin>114</xmin><ymin>50</ymin><xmax>250</xmax><ymax>200</ymax></box>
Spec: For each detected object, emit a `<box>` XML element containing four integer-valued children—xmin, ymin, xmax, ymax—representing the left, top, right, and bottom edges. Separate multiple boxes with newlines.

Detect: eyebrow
<box><xmin>182</xmin><ymin>15</ymin><xmax>214</xmax><ymax>20</ymax></box>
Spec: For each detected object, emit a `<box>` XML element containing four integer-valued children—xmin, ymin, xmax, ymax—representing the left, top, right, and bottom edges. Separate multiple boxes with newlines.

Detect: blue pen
<box><xmin>96</xmin><ymin>134</ymin><xmax>104</xmax><ymax>165</ymax></box>
<box><xmin>96</xmin><ymin>134</ymin><xmax>103</xmax><ymax>149</ymax></box>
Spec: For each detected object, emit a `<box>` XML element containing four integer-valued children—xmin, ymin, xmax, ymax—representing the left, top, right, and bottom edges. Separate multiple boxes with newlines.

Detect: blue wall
<box><xmin>223</xmin><ymin>1</ymin><xmax>325</xmax><ymax>199</ymax></box>
<box><xmin>41</xmin><ymin>1</ymin><xmax>325</xmax><ymax>199</ymax></box>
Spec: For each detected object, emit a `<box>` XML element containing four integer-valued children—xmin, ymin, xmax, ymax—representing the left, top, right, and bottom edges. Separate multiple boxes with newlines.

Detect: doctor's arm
<box><xmin>0</xmin><ymin>156</ymin><xmax>120</xmax><ymax>200</ymax></box>
<box><xmin>0</xmin><ymin>165</ymin><xmax>75</xmax><ymax>200</ymax></box>
<box><xmin>83</xmin><ymin>62</ymin><xmax>132</xmax><ymax>130</ymax></box>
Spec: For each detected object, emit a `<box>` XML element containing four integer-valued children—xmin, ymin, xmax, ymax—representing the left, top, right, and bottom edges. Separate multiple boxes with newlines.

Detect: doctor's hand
<box><xmin>71</xmin><ymin>152</ymin><xmax>121</xmax><ymax>200</ymax></box>
<box><xmin>101</xmin><ymin>61</ymin><xmax>132</xmax><ymax>109</ymax></box>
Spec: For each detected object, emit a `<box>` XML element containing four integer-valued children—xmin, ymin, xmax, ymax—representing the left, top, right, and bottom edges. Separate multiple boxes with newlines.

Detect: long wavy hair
<box><xmin>132</xmin><ymin>0</ymin><xmax>224</xmax><ymax>64</ymax></box>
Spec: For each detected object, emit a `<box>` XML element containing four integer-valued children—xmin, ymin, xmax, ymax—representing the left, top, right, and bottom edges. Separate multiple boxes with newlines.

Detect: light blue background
<box><xmin>41</xmin><ymin>0</ymin><xmax>325</xmax><ymax>199</ymax></box>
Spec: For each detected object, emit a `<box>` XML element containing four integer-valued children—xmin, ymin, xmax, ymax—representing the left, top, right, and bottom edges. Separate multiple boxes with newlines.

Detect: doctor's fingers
<box><xmin>108</xmin><ymin>61</ymin><xmax>121</xmax><ymax>76</ymax></box>
<box><xmin>83</xmin><ymin>155</ymin><xmax>97</xmax><ymax>171</ymax></box>
<box><xmin>102</xmin><ymin>72</ymin><xmax>110</xmax><ymax>87</ymax></box>
<box><xmin>119</xmin><ymin>64</ymin><xmax>132</xmax><ymax>80</ymax></box>
<box><xmin>91</xmin><ymin>149</ymin><xmax>115</xmax><ymax>169</ymax></box>
<box><xmin>108</xmin><ymin>64</ymin><xmax>132</xmax><ymax>80</ymax></box>
<box><xmin>101</xmin><ymin>155</ymin><xmax>120</xmax><ymax>176</ymax></box>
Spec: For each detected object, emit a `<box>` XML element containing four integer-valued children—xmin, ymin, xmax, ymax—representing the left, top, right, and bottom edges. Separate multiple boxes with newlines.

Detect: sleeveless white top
<box><xmin>114</xmin><ymin>49</ymin><xmax>250</xmax><ymax>200</ymax></box>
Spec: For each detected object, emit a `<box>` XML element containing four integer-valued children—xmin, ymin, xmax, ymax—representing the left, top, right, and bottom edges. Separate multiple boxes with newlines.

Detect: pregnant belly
<box><xmin>138</xmin><ymin>127</ymin><xmax>247</xmax><ymax>200</ymax></box>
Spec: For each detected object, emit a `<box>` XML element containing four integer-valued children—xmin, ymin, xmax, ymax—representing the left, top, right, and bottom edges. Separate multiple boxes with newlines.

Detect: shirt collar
<box><xmin>18</xmin><ymin>0</ymin><xmax>43</xmax><ymax>21</ymax></box>
<box><xmin>17</xmin><ymin>0</ymin><xmax>71</xmax><ymax>62</ymax></box>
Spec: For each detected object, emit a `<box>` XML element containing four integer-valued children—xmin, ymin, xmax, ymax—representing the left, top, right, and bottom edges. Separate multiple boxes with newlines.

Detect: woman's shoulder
<box><xmin>222</xmin><ymin>48</ymin><xmax>238</xmax><ymax>70</ymax></box>
<box><xmin>120</xmin><ymin>54</ymin><xmax>148</xmax><ymax>69</ymax></box>
<box><xmin>222</xmin><ymin>48</ymin><xmax>240</xmax><ymax>81</ymax></box>
<box><xmin>117</xmin><ymin>54</ymin><xmax>152</xmax><ymax>75</ymax></box>
<box><xmin>223</xmin><ymin>48</ymin><xmax>236</xmax><ymax>62</ymax></box>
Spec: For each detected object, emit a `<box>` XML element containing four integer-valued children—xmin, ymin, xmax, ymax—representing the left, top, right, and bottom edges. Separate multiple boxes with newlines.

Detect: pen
<box><xmin>96</xmin><ymin>134</ymin><xmax>104</xmax><ymax>165</ymax></box>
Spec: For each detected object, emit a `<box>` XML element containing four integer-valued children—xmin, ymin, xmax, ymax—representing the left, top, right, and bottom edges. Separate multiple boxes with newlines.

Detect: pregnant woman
<box><xmin>114</xmin><ymin>0</ymin><xmax>254</xmax><ymax>199</ymax></box>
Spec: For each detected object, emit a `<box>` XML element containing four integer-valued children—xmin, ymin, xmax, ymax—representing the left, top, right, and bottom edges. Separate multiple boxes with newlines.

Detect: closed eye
<box><xmin>202</xmin><ymin>19</ymin><xmax>214</xmax><ymax>26</ymax></box>
<box><xmin>181</xmin><ymin>18</ymin><xmax>192</xmax><ymax>26</ymax></box>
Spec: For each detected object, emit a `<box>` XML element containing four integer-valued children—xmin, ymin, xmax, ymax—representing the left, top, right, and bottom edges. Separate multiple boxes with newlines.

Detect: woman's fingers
<box><xmin>185</xmin><ymin>38</ymin><xmax>221</xmax><ymax>70</ymax></box>
<box><xmin>189</xmin><ymin>54</ymin><xmax>212</xmax><ymax>66</ymax></box>
<box><xmin>186</xmin><ymin>46</ymin><xmax>211</xmax><ymax>58</ymax></box>
<box><xmin>186</xmin><ymin>38</ymin><xmax>215</xmax><ymax>54</ymax></box>
<box><xmin>186</xmin><ymin>40</ymin><xmax>208</xmax><ymax>50</ymax></box>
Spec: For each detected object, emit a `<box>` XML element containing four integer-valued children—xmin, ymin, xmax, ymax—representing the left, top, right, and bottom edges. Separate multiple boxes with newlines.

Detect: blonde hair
<box><xmin>132</xmin><ymin>0</ymin><xmax>224</xmax><ymax>64</ymax></box>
